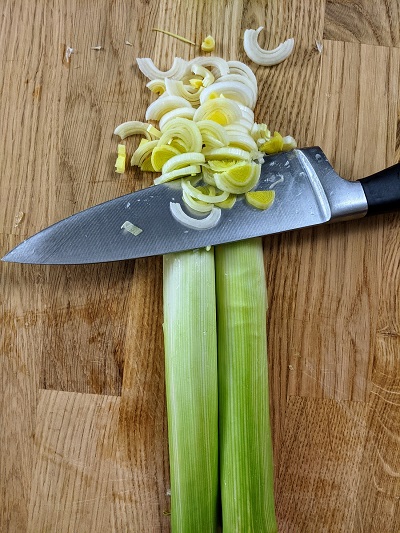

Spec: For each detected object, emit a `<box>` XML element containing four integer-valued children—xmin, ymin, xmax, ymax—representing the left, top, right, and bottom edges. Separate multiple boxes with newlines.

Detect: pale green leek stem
<box><xmin>215</xmin><ymin>238</ymin><xmax>277</xmax><ymax>533</ymax></box>
<box><xmin>163</xmin><ymin>248</ymin><xmax>219</xmax><ymax>533</ymax></box>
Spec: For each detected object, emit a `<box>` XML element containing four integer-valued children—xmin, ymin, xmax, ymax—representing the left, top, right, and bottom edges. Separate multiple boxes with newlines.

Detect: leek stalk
<box><xmin>215</xmin><ymin>238</ymin><xmax>277</xmax><ymax>533</ymax></box>
<box><xmin>163</xmin><ymin>248</ymin><xmax>219</xmax><ymax>532</ymax></box>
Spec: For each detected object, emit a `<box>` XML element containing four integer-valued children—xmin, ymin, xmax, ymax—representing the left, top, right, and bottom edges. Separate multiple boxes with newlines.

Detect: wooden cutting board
<box><xmin>1</xmin><ymin>1</ymin><xmax>399</xmax><ymax>531</ymax></box>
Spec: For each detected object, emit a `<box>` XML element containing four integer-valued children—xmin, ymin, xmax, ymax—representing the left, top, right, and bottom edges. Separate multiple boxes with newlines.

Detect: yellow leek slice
<box><xmin>245</xmin><ymin>190</ymin><xmax>275</xmax><ymax>210</ymax></box>
<box><xmin>141</xmin><ymin>157</ymin><xmax>157</xmax><ymax>172</ymax></box>
<box><xmin>146</xmin><ymin>79</ymin><xmax>166</xmax><ymax>95</ymax></box>
<box><xmin>214</xmin><ymin>161</ymin><xmax>261</xmax><ymax>194</ymax></box>
<box><xmin>193</xmin><ymin>98</ymin><xmax>242</xmax><ymax>125</ymax></box>
<box><xmin>115</xmin><ymin>144</ymin><xmax>126</xmax><ymax>174</ymax></box>
<box><xmin>151</xmin><ymin>144</ymin><xmax>182</xmax><ymax>171</ymax></box>
<box><xmin>201</xmin><ymin>35</ymin><xmax>216</xmax><ymax>52</ymax></box>
<box><xmin>207</xmin><ymin>160</ymin><xmax>237</xmax><ymax>172</ymax></box>
<box><xmin>259</xmin><ymin>131</ymin><xmax>284</xmax><ymax>154</ymax></box>
<box><xmin>227</xmin><ymin>132</ymin><xmax>258</xmax><ymax>152</ymax></box>
<box><xmin>182</xmin><ymin>191</ymin><xmax>214</xmax><ymax>213</ymax></box>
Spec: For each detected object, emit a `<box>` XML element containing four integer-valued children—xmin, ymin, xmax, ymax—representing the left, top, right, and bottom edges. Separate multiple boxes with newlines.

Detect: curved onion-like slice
<box><xmin>181</xmin><ymin>179</ymin><xmax>229</xmax><ymax>203</ymax></box>
<box><xmin>162</xmin><ymin>152</ymin><xmax>206</xmax><ymax>174</ymax></box>
<box><xmin>197</xmin><ymin>120</ymin><xmax>229</xmax><ymax>148</ymax></box>
<box><xmin>158</xmin><ymin>107</ymin><xmax>196</xmax><ymax>130</ymax></box>
<box><xmin>227</xmin><ymin>132</ymin><xmax>258</xmax><ymax>152</ymax></box>
<box><xmin>145</xmin><ymin>96</ymin><xmax>193</xmax><ymax>121</ymax></box>
<box><xmin>131</xmin><ymin>140</ymin><xmax>159</xmax><ymax>166</ymax></box>
<box><xmin>114</xmin><ymin>121</ymin><xmax>158</xmax><ymax>140</ymax></box>
<box><xmin>146</xmin><ymin>79</ymin><xmax>166</xmax><ymax>95</ymax></box>
<box><xmin>159</xmin><ymin>118</ymin><xmax>203</xmax><ymax>153</ymax></box>
<box><xmin>202</xmin><ymin>146</ymin><xmax>251</xmax><ymax>161</ymax></box>
<box><xmin>227</xmin><ymin>60</ymin><xmax>258</xmax><ymax>88</ymax></box>
<box><xmin>200</xmin><ymin>81</ymin><xmax>256</xmax><ymax>109</ymax></box>
<box><xmin>182</xmin><ymin>191</ymin><xmax>214</xmax><ymax>213</ymax></box>
<box><xmin>187</xmin><ymin>56</ymin><xmax>230</xmax><ymax>78</ymax></box>
<box><xmin>136</xmin><ymin>57</ymin><xmax>188</xmax><ymax>80</ymax></box>
<box><xmin>243</xmin><ymin>27</ymin><xmax>294</xmax><ymax>66</ymax></box>
<box><xmin>191</xmin><ymin>64</ymin><xmax>215</xmax><ymax>87</ymax></box>
<box><xmin>193</xmin><ymin>98</ymin><xmax>242</xmax><ymax>125</ymax></box>
<box><xmin>169</xmin><ymin>202</ymin><xmax>221</xmax><ymax>229</ymax></box>
<box><xmin>165</xmin><ymin>78</ymin><xmax>203</xmax><ymax>106</ymax></box>
<box><xmin>217</xmin><ymin>74</ymin><xmax>257</xmax><ymax>101</ymax></box>
<box><xmin>154</xmin><ymin>165</ymin><xmax>201</xmax><ymax>185</ymax></box>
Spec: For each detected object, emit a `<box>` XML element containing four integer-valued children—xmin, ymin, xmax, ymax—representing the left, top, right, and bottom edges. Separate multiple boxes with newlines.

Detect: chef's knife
<box><xmin>2</xmin><ymin>147</ymin><xmax>399</xmax><ymax>264</ymax></box>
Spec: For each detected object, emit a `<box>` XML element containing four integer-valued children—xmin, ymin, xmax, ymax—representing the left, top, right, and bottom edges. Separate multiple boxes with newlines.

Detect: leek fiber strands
<box><xmin>163</xmin><ymin>248</ymin><xmax>219</xmax><ymax>533</ymax></box>
<box><xmin>215</xmin><ymin>238</ymin><xmax>277</xmax><ymax>533</ymax></box>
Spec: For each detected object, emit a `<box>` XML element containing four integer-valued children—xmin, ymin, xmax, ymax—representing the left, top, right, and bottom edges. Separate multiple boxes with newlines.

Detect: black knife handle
<box><xmin>358</xmin><ymin>163</ymin><xmax>400</xmax><ymax>216</ymax></box>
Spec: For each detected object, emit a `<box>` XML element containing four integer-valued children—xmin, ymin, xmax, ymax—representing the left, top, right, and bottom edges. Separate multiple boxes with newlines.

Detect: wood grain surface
<box><xmin>1</xmin><ymin>1</ymin><xmax>399</xmax><ymax>531</ymax></box>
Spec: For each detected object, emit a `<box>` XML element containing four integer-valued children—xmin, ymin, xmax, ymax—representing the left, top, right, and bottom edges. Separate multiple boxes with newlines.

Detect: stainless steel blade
<box><xmin>2</xmin><ymin>147</ymin><xmax>368</xmax><ymax>264</ymax></box>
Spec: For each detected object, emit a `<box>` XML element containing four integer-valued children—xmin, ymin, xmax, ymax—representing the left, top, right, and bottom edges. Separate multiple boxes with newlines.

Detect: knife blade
<box><xmin>2</xmin><ymin>147</ymin><xmax>399</xmax><ymax>264</ymax></box>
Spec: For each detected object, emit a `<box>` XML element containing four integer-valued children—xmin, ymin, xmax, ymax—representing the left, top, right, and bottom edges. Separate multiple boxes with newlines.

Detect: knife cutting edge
<box><xmin>2</xmin><ymin>147</ymin><xmax>400</xmax><ymax>265</ymax></box>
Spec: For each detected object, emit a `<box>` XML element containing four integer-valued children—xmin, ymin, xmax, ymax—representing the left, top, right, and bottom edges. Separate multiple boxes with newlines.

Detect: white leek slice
<box><xmin>227</xmin><ymin>60</ymin><xmax>258</xmax><ymax>89</ymax></box>
<box><xmin>202</xmin><ymin>165</ymin><xmax>217</xmax><ymax>186</ymax></box>
<box><xmin>162</xmin><ymin>152</ymin><xmax>206</xmax><ymax>174</ymax></box>
<box><xmin>202</xmin><ymin>147</ymin><xmax>251</xmax><ymax>161</ymax></box>
<box><xmin>159</xmin><ymin>118</ymin><xmax>203</xmax><ymax>153</ymax></box>
<box><xmin>227</xmin><ymin>132</ymin><xmax>258</xmax><ymax>152</ymax></box>
<box><xmin>154</xmin><ymin>165</ymin><xmax>201</xmax><ymax>185</ymax></box>
<box><xmin>197</xmin><ymin>120</ymin><xmax>229</xmax><ymax>148</ymax></box>
<box><xmin>181</xmin><ymin>179</ymin><xmax>229</xmax><ymax>203</ymax></box>
<box><xmin>145</xmin><ymin>96</ymin><xmax>192</xmax><ymax>121</ymax></box>
<box><xmin>193</xmin><ymin>98</ymin><xmax>242</xmax><ymax>125</ymax></box>
<box><xmin>225</xmin><ymin>123</ymin><xmax>252</xmax><ymax>135</ymax></box>
<box><xmin>114</xmin><ymin>120</ymin><xmax>157</xmax><ymax>140</ymax></box>
<box><xmin>243</xmin><ymin>27</ymin><xmax>294</xmax><ymax>66</ymax></box>
<box><xmin>191</xmin><ymin>65</ymin><xmax>215</xmax><ymax>87</ymax></box>
<box><xmin>165</xmin><ymin>78</ymin><xmax>203</xmax><ymax>106</ymax></box>
<box><xmin>170</xmin><ymin>202</ymin><xmax>221</xmax><ymax>229</ymax></box>
<box><xmin>131</xmin><ymin>139</ymin><xmax>159</xmax><ymax>166</ymax></box>
<box><xmin>182</xmin><ymin>191</ymin><xmax>214</xmax><ymax>213</ymax></box>
<box><xmin>200</xmin><ymin>81</ymin><xmax>256</xmax><ymax>109</ymax></box>
<box><xmin>237</xmin><ymin>103</ymin><xmax>255</xmax><ymax>123</ymax></box>
<box><xmin>217</xmin><ymin>74</ymin><xmax>257</xmax><ymax>101</ymax></box>
<box><xmin>187</xmin><ymin>57</ymin><xmax>230</xmax><ymax>78</ymax></box>
<box><xmin>159</xmin><ymin>107</ymin><xmax>196</xmax><ymax>130</ymax></box>
<box><xmin>137</xmin><ymin>57</ymin><xmax>188</xmax><ymax>80</ymax></box>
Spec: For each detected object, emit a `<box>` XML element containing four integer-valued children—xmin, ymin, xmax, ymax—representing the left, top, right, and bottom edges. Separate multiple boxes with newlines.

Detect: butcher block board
<box><xmin>1</xmin><ymin>1</ymin><xmax>399</xmax><ymax>532</ymax></box>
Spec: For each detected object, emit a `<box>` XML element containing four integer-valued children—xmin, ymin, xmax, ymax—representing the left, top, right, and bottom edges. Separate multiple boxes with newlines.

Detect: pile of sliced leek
<box><xmin>114</xmin><ymin>56</ymin><xmax>296</xmax><ymax>228</ymax></box>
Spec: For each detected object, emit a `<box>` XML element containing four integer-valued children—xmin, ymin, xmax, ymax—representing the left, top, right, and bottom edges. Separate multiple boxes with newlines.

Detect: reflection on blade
<box><xmin>2</xmin><ymin>148</ymin><xmax>332</xmax><ymax>264</ymax></box>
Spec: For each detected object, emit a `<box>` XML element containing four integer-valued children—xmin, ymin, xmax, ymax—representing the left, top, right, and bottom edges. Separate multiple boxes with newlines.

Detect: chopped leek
<box><xmin>215</xmin><ymin>238</ymin><xmax>277</xmax><ymax>533</ymax></box>
<box><xmin>243</xmin><ymin>26</ymin><xmax>295</xmax><ymax>66</ymax></box>
<box><xmin>163</xmin><ymin>248</ymin><xmax>218</xmax><ymax>532</ymax></box>
<box><xmin>201</xmin><ymin>35</ymin><xmax>216</xmax><ymax>52</ymax></box>
<box><xmin>115</xmin><ymin>144</ymin><xmax>126</xmax><ymax>174</ymax></box>
<box><xmin>245</xmin><ymin>190</ymin><xmax>275</xmax><ymax>210</ymax></box>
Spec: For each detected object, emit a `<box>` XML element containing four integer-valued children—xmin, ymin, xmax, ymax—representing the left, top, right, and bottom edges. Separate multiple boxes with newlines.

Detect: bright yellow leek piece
<box><xmin>151</xmin><ymin>144</ymin><xmax>182</xmax><ymax>171</ymax></box>
<box><xmin>260</xmin><ymin>131</ymin><xmax>284</xmax><ymax>154</ymax></box>
<box><xmin>245</xmin><ymin>190</ymin><xmax>275</xmax><ymax>210</ymax></box>
<box><xmin>201</xmin><ymin>35</ymin><xmax>215</xmax><ymax>52</ymax></box>
<box><xmin>215</xmin><ymin>238</ymin><xmax>277</xmax><ymax>533</ymax></box>
<box><xmin>115</xmin><ymin>144</ymin><xmax>126</xmax><ymax>174</ymax></box>
<box><xmin>214</xmin><ymin>161</ymin><xmax>261</xmax><ymax>194</ymax></box>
